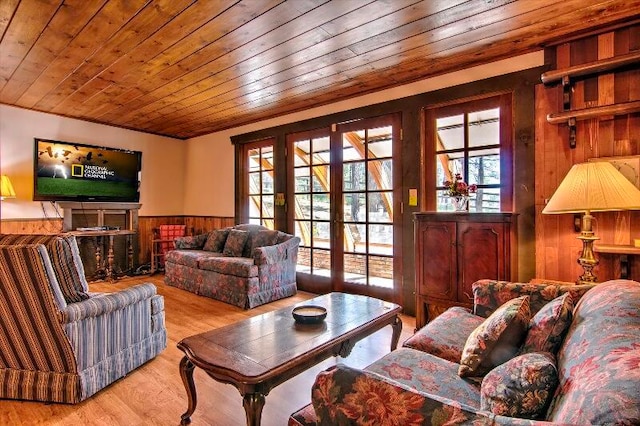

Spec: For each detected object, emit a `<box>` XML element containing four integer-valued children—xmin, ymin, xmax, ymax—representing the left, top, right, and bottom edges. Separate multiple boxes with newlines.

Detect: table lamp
<box><xmin>542</xmin><ymin>161</ymin><xmax>640</xmax><ymax>284</ymax></box>
<box><xmin>1</xmin><ymin>175</ymin><xmax>16</xmax><ymax>200</ymax></box>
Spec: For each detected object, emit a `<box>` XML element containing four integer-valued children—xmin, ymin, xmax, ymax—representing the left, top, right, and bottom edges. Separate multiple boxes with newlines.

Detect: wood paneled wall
<box><xmin>536</xmin><ymin>24</ymin><xmax>640</xmax><ymax>283</ymax></box>
<box><xmin>1</xmin><ymin>216</ymin><xmax>235</xmax><ymax>266</ymax></box>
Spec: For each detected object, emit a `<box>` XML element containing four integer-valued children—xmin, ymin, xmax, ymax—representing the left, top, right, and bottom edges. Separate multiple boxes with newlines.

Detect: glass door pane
<box><xmin>247</xmin><ymin>144</ymin><xmax>274</xmax><ymax>228</ymax></box>
<box><xmin>292</xmin><ymin>135</ymin><xmax>331</xmax><ymax>277</ymax></box>
<box><xmin>341</xmin><ymin>124</ymin><xmax>394</xmax><ymax>290</ymax></box>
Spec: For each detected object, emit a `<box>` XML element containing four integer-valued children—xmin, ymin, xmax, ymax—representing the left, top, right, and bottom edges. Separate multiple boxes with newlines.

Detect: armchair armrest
<box><xmin>60</xmin><ymin>283</ymin><xmax>157</xmax><ymax>323</ymax></box>
<box><xmin>312</xmin><ymin>364</ymin><xmax>495</xmax><ymax>425</ymax></box>
<box><xmin>253</xmin><ymin>237</ymin><xmax>300</xmax><ymax>265</ymax></box>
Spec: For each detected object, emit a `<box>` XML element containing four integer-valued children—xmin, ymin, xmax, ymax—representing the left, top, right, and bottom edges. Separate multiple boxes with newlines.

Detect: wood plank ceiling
<box><xmin>1</xmin><ymin>0</ymin><xmax>639</xmax><ymax>140</ymax></box>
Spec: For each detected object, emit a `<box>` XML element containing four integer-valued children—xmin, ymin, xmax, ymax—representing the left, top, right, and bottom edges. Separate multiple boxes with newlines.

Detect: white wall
<box><xmin>184</xmin><ymin>51</ymin><xmax>545</xmax><ymax>216</ymax></box>
<box><xmin>0</xmin><ymin>105</ymin><xmax>186</xmax><ymax>219</ymax></box>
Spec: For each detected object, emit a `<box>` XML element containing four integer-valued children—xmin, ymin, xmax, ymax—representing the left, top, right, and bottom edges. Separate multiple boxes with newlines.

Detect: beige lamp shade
<box><xmin>542</xmin><ymin>162</ymin><xmax>640</xmax><ymax>214</ymax></box>
<box><xmin>0</xmin><ymin>175</ymin><xmax>16</xmax><ymax>199</ymax></box>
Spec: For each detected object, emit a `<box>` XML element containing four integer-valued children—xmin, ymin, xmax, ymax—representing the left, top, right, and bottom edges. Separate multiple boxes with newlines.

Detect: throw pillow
<box><xmin>459</xmin><ymin>295</ymin><xmax>531</xmax><ymax>377</ymax></box>
<box><xmin>481</xmin><ymin>352</ymin><xmax>558</xmax><ymax>419</ymax></box>
<box><xmin>174</xmin><ymin>233</ymin><xmax>208</xmax><ymax>249</ymax></box>
<box><xmin>247</xmin><ymin>229</ymin><xmax>280</xmax><ymax>255</ymax></box>
<box><xmin>223</xmin><ymin>229</ymin><xmax>249</xmax><ymax>257</ymax></box>
<box><xmin>521</xmin><ymin>292</ymin><xmax>574</xmax><ymax>355</ymax></box>
<box><xmin>203</xmin><ymin>228</ymin><xmax>230</xmax><ymax>252</ymax></box>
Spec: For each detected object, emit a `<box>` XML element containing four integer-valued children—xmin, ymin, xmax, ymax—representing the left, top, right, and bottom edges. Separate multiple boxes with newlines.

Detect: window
<box><xmin>425</xmin><ymin>94</ymin><xmax>513</xmax><ymax>212</ymax></box>
<box><xmin>245</xmin><ymin>140</ymin><xmax>275</xmax><ymax>229</ymax></box>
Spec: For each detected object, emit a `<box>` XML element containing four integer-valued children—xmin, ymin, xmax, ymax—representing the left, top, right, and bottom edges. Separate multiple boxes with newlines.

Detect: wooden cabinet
<box><xmin>414</xmin><ymin>212</ymin><xmax>517</xmax><ymax>329</ymax></box>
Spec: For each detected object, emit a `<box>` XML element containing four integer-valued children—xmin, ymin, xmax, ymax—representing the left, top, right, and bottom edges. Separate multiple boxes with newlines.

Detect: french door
<box><xmin>287</xmin><ymin>114</ymin><xmax>402</xmax><ymax>303</ymax></box>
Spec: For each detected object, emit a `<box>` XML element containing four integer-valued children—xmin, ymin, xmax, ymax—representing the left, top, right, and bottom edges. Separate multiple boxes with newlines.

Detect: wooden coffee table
<box><xmin>177</xmin><ymin>292</ymin><xmax>402</xmax><ymax>426</ymax></box>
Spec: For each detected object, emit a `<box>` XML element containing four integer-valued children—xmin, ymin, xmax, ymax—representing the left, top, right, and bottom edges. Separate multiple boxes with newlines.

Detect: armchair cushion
<box><xmin>481</xmin><ymin>352</ymin><xmax>558</xmax><ymax>419</ymax></box>
<box><xmin>459</xmin><ymin>295</ymin><xmax>530</xmax><ymax>377</ymax></box>
<box><xmin>203</xmin><ymin>228</ymin><xmax>230</xmax><ymax>252</ymax></box>
<box><xmin>403</xmin><ymin>307</ymin><xmax>483</xmax><ymax>363</ymax></box>
<box><xmin>0</xmin><ymin>234</ymin><xmax>89</xmax><ymax>303</ymax></box>
<box><xmin>223</xmin><ymin>229</ymin><xmax>249</xmax><ymax>257</ymax></box>
<box><xmin>521</xmin><ymin>293</ymin><xmax>574</xmax><ymax>355</ymax></box>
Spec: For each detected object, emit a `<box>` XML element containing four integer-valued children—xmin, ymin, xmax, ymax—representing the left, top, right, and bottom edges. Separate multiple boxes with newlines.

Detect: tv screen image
<box><xmin>34</xmin><ymin>138</ymin><xmax>141</xmax><ymax>202</ymax></box>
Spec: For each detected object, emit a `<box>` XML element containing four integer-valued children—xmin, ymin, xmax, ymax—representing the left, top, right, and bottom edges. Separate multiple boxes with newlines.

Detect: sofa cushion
<box><xmin>174</xmin><ymin>233</ymin><xmax>208</xmax><ymax>249</ymax></box>
<box><xmin>521</xmin><ymin>293</ymin><xmax>574</xmax><ymax>355</ymax></box>
<box><xmin>198</xmin><ymin>256</ymin><xmax>258</xmax><ymax>278</ymax></box>
<box><xmin>403</xmin><ymin>307</ymin><xmax>484</xmax><ymax>363</ymax></box>
<box><xmin>246</xmin><ymin>229</ymin><xmax>279</xmax><ymax>256</ymax></box>
<box><xmin>459</xmin><ymin>295</ymin><xmax>530</xmax><ymax>377</ymax></box>
<box><xmin>0</xmin><ymin>234</ymin><xmax>89</xmax><ymax>303</ymax></box>
<box><xmin>223</xmin><ymin>229</ymin><xmax>249</xmax><ymax>257</ymax></box>
<box><xmin>365</xmin><ymin>348</ymin><xmax>482</xmax><ymax>408</ymax></box>
<box><xmin>165</xmin><ymin>249</ymin><xmax>219</xmax><ymax>268</ymax></box>
<box><xmin>481</xmin><ymin>351</ymin><xmax>558</xmax><ymax>419</ymax></box>
<box><xmin>203</xmin><ymin>228</ymin><xmax>230</xmax><ymax>252</ymax></box>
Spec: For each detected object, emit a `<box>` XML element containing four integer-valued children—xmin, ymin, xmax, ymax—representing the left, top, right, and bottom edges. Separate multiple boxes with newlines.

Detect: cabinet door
<box><xmin>416</xmin><ymin>221</ymin><xmax>457</xmax><ymax>300</ymax></box>
<box><xmin>457</xmin><ymin>222</ymin><xmax>506</xmax><ymax>303</ymax></box>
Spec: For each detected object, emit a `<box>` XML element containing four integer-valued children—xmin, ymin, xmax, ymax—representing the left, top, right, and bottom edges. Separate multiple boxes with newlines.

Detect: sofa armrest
<box><xmin>60</xmin><ymin>283</ymin><xmax>157</xmax><ymax>323</ymax></box>
<box><xmin>472</xmin><ymin>279</ymin><xmax>595</xmax><ymax>318</ymax></box>
<box><xmin>312</xmin><ymin>364</ymin><xmax>495</xmax><ymax>425</ymax></box>
<box><xmin>253</xmin><ymin>237</ymin><xmax>300</xmax><ymax>265</ymax></box>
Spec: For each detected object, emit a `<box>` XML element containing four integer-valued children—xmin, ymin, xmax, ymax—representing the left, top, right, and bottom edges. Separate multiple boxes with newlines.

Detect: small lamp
<box><xmin>542</xmin><ymin>162</ymin><xmax>640</xmax><ymax>284</ymax></box>
<box><xmin>0</xmin><ymin>175</ymin><xmax>16</xmax><ymax>200</ymax></box>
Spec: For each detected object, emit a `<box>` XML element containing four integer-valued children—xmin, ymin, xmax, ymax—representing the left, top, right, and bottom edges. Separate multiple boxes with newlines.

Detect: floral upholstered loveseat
<box><xmin>0</xmin><ymin>234</ymin><xmax>166</xmax><ymax>403</ymax></box>
<box><xmin>164</xmin><ymin>224</ymin><xmax>300</xmax><ymax>309</ymax></box>
<box><xmin>290</xmin><ymin>279</ymin><xmax>640</xmax><ymax>425</ymax></box>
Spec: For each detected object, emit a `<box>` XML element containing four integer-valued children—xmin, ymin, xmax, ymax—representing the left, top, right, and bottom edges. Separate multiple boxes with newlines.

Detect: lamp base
<box><xmin>577</xmin><ymin>233</ymin><xmax>599</xmax><ymax>285</ymax></box>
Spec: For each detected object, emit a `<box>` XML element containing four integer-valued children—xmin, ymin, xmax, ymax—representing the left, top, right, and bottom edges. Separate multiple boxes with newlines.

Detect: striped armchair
<box><xmin>0</xmin><ymin>235</ymin><xmax>167</xmax><ymax>404</ymax></box>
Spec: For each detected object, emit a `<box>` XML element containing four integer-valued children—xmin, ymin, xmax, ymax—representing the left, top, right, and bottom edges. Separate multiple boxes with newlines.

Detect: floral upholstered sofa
<box><xmin>164</xmin><ymin>224</ymin><xmax>300</xmax><ymax>309</ymax></box>
<box><xmin>290</xmin><ymin>279</ymin><xmax>640</xmax><ymax>425</ymax></box>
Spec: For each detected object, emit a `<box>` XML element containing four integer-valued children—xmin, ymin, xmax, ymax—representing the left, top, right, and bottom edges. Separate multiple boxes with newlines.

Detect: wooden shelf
<box><xmin>547</xmin><ymin>100</ymin><xmax>640</xmax><ymax>124</ymax></box>
<box><xmin>541</xmin><ymin>51</ymin><xmax>640</xmax><ymax>84</ymax></box>
<box><xmin>594</xmin><ymin>244</ymin><xmax>640</xmax><ymax>255</ymax></box>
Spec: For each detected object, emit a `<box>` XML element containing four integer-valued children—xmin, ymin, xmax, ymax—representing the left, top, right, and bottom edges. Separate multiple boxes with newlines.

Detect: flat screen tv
<box><xmin>33</xmin><ymin>138</ymin><xmax>142</xmax><ymax>202</ymax></box>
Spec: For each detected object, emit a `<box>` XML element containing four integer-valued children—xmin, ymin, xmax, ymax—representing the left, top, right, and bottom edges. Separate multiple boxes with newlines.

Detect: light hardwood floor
<box><xmin>1</xmin><ymin>275</ymin><xmax>415</xmax><ymax>426</ymax></box>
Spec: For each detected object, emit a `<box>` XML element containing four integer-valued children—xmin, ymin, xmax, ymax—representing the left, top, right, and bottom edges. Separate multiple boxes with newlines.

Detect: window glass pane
<box><xmin>262</xmin><ymin>219</ymin><xmax>274</xmax><ymax>230</ymax></box>
<box><xmin>368</xmin><ymin>224</ymin><xmax>393</xmax><ymax>255</ymax></box>
<box><xmin>368</xmin><ymin>159</ymin><xmax>392</xmax><ymax>190</ymax></box>
<box><xmin>343</xmin><ymin>131</ymin><xmax>365</xmax><ymax>161</ymax></box>
<box><xmin>368</xmin><ymin>255</ymin><xmax>393</xmax><ymax>288</ymax></box>
<box><xmin>368</xmin><ymin>192</ymin><xmax>392</xmax><ymax>223</ymax></box>
<box><xmin>312</xmin><ymin>249</ymin><xmax>331</xmax><ymax>277</ymax></box>
<box><xmin>263</xmin><ymin>195</ymin><xmax>274</xmax><ymax>217</ymax></box>
<box><xmin>248</xmin><ymin>149</ymin><xmax>261</xmax><ymax>172</ymax></box>
<box><xmin>469</xmin><ymin>108</ymin><xmax>499</xmax><ymax>148</ymax></box>
<box><xmin>312</xmin><ymin>194</ymin><xmax>330</xmax><ymax>219</ymax></box>
<box><xmin>294</xmin><ymin>167</ymin><xmax>310</xmax><ymax>192</ymax></box>
<box><xmin>261</xmin><ymin>171</ymin><xmax>273</xmax><ymax>194</ymax></box>
<box><xmin>312</xmin><ymin>137</ymin><xmax>330</xmax><ymax>164</ymax></box>
<box><xmin>249</xmin><ymin>172</ymin><xmax>261</xmax><ymax>195</ymax></box>
<box><xmin>344</xmin><ymin>253</ymin><xmax>366</xmax><ymax>282</ymax></box>
<box><xmin>297</xmin><ymin>246</ymin><xmax>311</xmax><ymax>273</ymax></box>
<box><xmin>344</xmin><ymin>223</ymin><xmax>366</xmax><ymax>253</ymax></box>
<box><xmin>295</xmin><ymin>220</ymin><xmax>311</xmax><ymax>247</ymax></box>
<box><xmin>294</xmin><ymin>140</ymin><xmax>310</xmax><ymax>166</ymax></box>
<box><xmin>312</xmin><ymin>165</ymin><xmax>329</xmax><ymax>192</ymax></box>
<box><xmin>261</xmin><ymin>146</ymin><xmax>274</xmax><ymax>169</ymax></box>
<box><xmin>295</xmin><ymin>194</ymin><xmax>311</xmax><ymax>219</ymax></box>
<box><xmin>249</xmin><ymin>195</ymin><xmax>260</xmax><ymax>216</ymax></box>
<box><xmin>436</xmin><ymin>156</ymin><xmax>464</xmax><ymax>188</ymax></box>
<box><xmin>344</xmin><ymin>161</ymin><xmax>365</xmax><ymax>191</ymax></box>
<box><xmin>469</xmin><ymin>149</ymin><xmax>500</xmax><ymax>185</ymax></box>
<box><xmin>436</xmin><ymin>114</ymin><xmax>464</xmax><ymax>151</ymax></box>
<box><xmin>313</xmin><ymin>222</ymin><xmax>331</xmax><ymax>247</ymax></box>
<box><xmin>472</xmin><ymin>187</ymin><xmax>500</xmax><ymax>213</ymax></box>
<box><xmin>343</xmin><ymin>193</ymin><xmax>365</xmax><ymax>222</ymax></box>
<box><xmin>368</xmin><ymin>130</ymin><xmax>392</xmax><ymax>158</ymax></box>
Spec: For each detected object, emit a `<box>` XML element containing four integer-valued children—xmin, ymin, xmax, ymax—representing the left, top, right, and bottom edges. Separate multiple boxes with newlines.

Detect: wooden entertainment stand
<box><xmin>58</xmin><ymin>202</ymin><xmax>141</xmax><ymax>280</ymax></box>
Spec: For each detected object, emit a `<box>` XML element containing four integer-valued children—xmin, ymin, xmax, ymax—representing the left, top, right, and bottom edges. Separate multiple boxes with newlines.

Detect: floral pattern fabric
<box><xmin>459</xmin><ymin>296</ymin><xmax>530</xmax><ymax>377</ymax></box>
<box><xmin>472</xmin><ymin>279</ymin><xmax>594</xmax><ymax>318</ymax></box>
<box><xmin>174</xmin><ymin>233</ymin><xmax>208</xmax><ymax>249</ymax></box>
<box><xmin>223</xmin><ymin>229</ymin><xmax>249</xmax><ymax>257</ymax></box>
<box><xmin>481</xmin><ymin>352</ymin><xmax>558</xmax><ymax>419</ymax></box>
<box><xmin>521</xmin><ymin>293</ymin><xmax>574</xmax><ymax>355</ymax></box>
<box><xmin>403</xmin><ymin>307</ymin><xmax>484</xmax><ymax>363</ymax></box>
<box><xmin>546</xmin><ymin>280</ymin><xmax>640</xmax><ymax>425</ymax></box>
<box><xmin>202</xmin><ymin>228</ymin><xmax>230</xmax><ymax>252</ymax></box>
